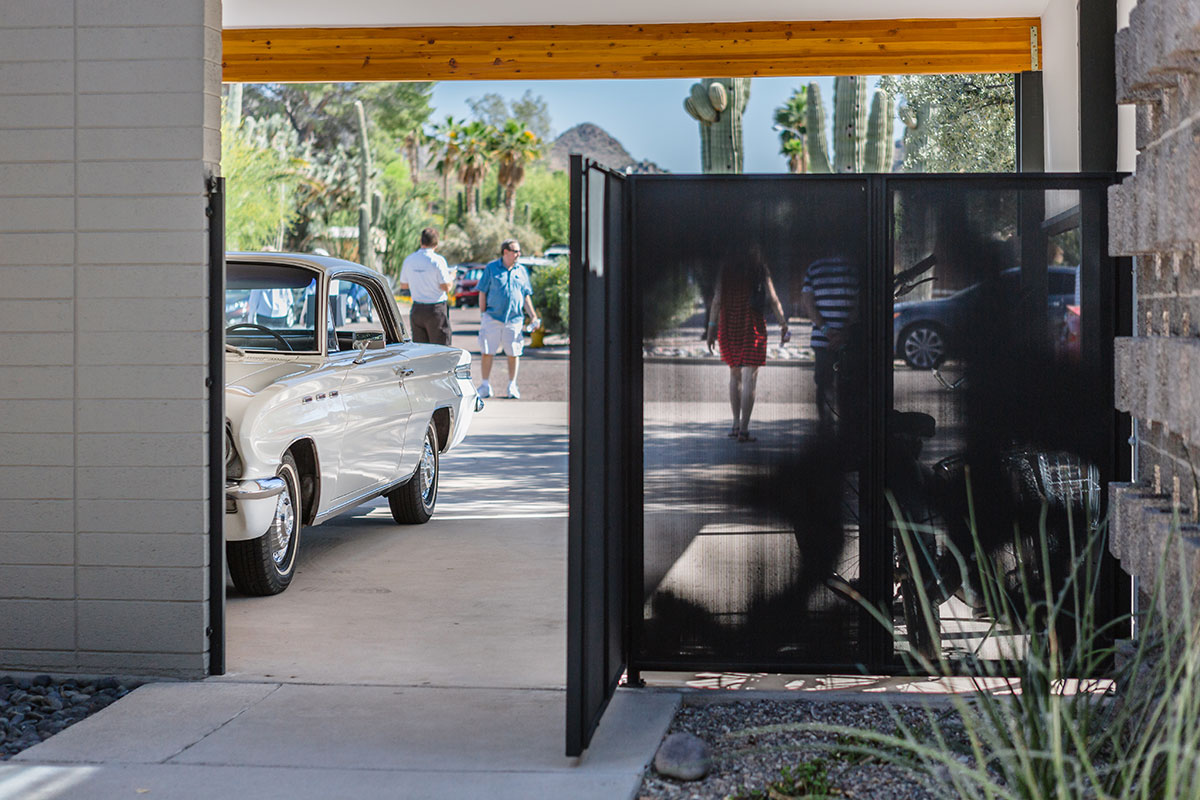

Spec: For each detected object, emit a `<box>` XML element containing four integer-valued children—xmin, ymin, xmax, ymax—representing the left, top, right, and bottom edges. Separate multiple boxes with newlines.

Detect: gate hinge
<box><xmin>1030</xmin><ymin>26</ymin><xmax>1040</xmax><ymax>71</ymax></box>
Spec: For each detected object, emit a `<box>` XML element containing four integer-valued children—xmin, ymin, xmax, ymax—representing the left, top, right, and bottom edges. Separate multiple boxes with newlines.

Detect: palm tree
<box><xmin>494</xmin><ymin>120</ymin><xmax>543</xmax><ymax>223</ymax></box>
<box><xmin>782</xmin><ymin>138</ymin><xmax>808</xmax><ymax>175</ymax></box>
<box><xmin>427</xmin><ymin>115</ymin><xmax>463</xmax><ymax>219</ymax></box>
<box><xmin>773</xmin><ymin>87</ymin><xmax>808</xmax><ymax>174</ymax></box>
<box><xmin>455</xmin><ymin>120</ymin><xmax>494</xmax><ymax>217</ymax></box>
<box><xmin>402</xmin><ymin>127</ymin><xmax>425</xmax><ymax>186</ymax></box>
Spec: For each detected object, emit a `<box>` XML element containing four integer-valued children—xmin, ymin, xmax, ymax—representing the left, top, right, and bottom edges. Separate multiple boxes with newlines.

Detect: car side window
<box><xmin>328</xmin><ymin>278</ymin><xmax>397</xmax><ymax>351</ymax></box>
<box><xmin>1049</xmin><ymin>270</ymin><xmax>1078</xmax><ymax>297</ymax></box>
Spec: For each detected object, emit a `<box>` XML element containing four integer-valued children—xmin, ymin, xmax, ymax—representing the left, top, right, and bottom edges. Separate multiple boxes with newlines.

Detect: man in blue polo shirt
<box><xmin>476</xmin><ymin>239</ymin><xmax>539</xmax><ymax>399</ymax></box>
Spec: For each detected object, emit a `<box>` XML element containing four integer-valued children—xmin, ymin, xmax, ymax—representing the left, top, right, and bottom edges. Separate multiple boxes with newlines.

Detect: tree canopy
<box><xmin>878</xmin><ymin>74</ymin><xmax>1015</xmax><ymax>173</ymax></box>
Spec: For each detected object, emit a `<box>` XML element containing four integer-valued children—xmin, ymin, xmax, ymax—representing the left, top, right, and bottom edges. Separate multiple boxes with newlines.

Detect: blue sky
<box><xmin>432</xmin><ymin>76</ymin><xmax>858</xmax><ymax>174</ymax></box>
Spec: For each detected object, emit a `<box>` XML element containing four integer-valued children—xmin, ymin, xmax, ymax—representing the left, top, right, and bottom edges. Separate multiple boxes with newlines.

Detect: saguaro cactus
<box><xmin>805</xmin><ymin>77</ymin><xmax>896</xmax><ymax>174</ymax></box>
<box><xmin>897</xmin><ymin>102</ymin><xmax>932</xmax><ymax>173</ymax></box>
<box><xmin>864</xmin><ymin>90</ymin><xmax>896</xmax><ymax>174</ymax></box>
<box><xmin>683</xmin><ymin>78</ymin><xmax>751</xmax><ymax>173</ymax></box>
<box><xmin>354</xmin><ymin>100</ymin><xmax>376</xmax><ymax>268</ymax></box>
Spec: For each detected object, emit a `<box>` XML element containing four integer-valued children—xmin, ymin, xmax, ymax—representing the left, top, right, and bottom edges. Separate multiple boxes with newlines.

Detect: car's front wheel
<box><xmin>387</xmin><ymin>420</ymin><xmax>439</xmax><ymax>524</ymax></box>
<box><xmin>228</xmin><ymin>452</ymin><xmax>302</xmax><ymax>596</ymax></box>
<box><xmin>901</xmin><ymin>324</ymin><xmax>946</xmax><ymax>369</ymax></box>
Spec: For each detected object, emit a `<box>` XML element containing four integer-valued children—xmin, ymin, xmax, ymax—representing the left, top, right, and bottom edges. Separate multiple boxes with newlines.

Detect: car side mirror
<box><xmin>352</xmin><ymin>331</ymin><xmax>384</xmax><ymax>362</ymax></box>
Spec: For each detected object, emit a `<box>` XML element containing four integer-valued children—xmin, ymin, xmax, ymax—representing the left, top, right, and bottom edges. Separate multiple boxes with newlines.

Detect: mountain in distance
<box><xmin>548</xmin><ymin>123</ymin><xmax>667</xmax><ymax>174</ymax></box>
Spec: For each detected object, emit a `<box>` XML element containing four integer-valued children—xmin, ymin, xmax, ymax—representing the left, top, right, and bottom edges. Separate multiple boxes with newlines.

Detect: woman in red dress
<box><xmin>706</xmin><ymin>251</ymin><xmax>788</xmax><ymax>441</ymax></box>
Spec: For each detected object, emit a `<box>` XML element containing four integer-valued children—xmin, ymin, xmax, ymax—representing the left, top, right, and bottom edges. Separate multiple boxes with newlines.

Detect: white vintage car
<box><xmin>224</xmin><ymin>253</ymin><xmax>481</xmax><ymax>596</ymax></box>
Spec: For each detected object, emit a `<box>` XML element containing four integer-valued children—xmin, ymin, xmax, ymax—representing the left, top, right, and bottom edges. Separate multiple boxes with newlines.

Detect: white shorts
<box><xmin>479</xmin><ymin>314</ymin><xmax>524</xmax><ymax>356</ymax></box>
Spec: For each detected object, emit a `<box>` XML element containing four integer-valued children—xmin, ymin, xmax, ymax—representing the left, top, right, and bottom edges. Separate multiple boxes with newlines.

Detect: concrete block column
<box><xmin>0</xmin><ymin>0</ymin><xmax>220</xmax><ymax>678</ymax></box>
<box><xmin>1109</xmin><ymin>0</ymin><xmax>1200</xmax><ymax>596</ymax></box>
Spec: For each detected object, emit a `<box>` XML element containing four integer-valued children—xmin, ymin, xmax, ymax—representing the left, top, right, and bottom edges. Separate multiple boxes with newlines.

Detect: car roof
<box><xmin>227</xmin><ymin>251</ymin><xmax>384</xmax><ymax>283</ymax></box>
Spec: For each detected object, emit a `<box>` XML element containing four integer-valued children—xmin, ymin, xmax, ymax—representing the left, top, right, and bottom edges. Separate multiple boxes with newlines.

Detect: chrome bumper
<box><xmin>474</xmin><ymin>396</ymin><xmax>485</xmax><ymax>412</ymax></box>
<box><xmin>225</xmin><ymin>477</ymin><xmax>286</xmax><ymax>501</ymax></box>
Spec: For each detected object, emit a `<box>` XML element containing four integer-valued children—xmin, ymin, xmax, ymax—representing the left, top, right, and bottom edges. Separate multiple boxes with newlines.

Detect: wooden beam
<box><xmin>223</xmin><ymin>18</ymin><xmax>1041</xmax><ymax>83</ymax></box>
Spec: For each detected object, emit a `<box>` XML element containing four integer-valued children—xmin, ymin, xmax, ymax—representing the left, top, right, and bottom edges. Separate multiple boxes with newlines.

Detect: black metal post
<box><xmin>866</xmin><ymin>176</ymin><xmax>890</xmax><ymax>671</ymax></box>
<box><xmin>624</xmin><ymin>174</ymin><xmax>645</xmax><ymax>689</ymax></box>
<box><xmin>1079</xmin><ymin>0</ymin><xmax>1118</xmax><ymax>171</ymax></box>
<box><xmin>566</xmin><ymin>156</ymin><xmax>585</xmax><ymax>757</ymax></box>
<box><xmin>1016</xmin><ymin>71</ymin><xmax>1045</xmax><ymax>173</ymax></box>
<box><xmin>206</xmin><ymin>176</ymin><xmax>226</xmax><ymax>676</ymax></box>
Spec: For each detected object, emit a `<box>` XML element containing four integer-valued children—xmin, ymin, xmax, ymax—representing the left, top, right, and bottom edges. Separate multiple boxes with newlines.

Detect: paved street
<box><xmin>400</xmin><ymin>302</ymin><xmax>570</xmax><ymax>401</ymax></box>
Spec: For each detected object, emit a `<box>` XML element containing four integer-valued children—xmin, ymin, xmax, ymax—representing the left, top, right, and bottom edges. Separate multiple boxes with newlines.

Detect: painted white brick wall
<box><xmin>0</xmin><ymin>0</ymin><xmax>220</xmax><ymax>678</ymax></box>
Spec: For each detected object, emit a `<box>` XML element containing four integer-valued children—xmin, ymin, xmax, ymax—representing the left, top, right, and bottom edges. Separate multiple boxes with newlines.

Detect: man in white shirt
<box><xmin>249</xmin><ymin>287</ymin><xmax>293</xmax><ymax>327</ymax></box>
<box><xmin>399</xmin><ymin>227</ymin><xmax>455</xmax><ymax>345</ymax></box>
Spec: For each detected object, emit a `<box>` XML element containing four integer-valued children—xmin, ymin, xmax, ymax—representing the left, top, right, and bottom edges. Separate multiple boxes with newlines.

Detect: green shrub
<box><xmin>439</xmin><ymin>209</ymin><xmax>544</xmax><ymax>265</ymax></box>
<box><xmin>641</xmin><ymin>269</ymin><xmax>700</xmax><ymax>340</ymax></box>
<box><xmin>531</xmin><ymin>257</ymin><xmax>569</xmax><ymax>334</ymax></box>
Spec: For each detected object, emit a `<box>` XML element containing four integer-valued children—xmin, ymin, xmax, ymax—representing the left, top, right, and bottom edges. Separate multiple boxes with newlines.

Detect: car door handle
<box><xmin>395</xmin><ymin>367</ymin><xmax>414</xmax><ymax>377</ymax></box>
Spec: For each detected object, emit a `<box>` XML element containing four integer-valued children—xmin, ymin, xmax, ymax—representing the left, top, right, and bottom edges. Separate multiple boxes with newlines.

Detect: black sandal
<box><xmin>737</xmin><ymin>431</ymin><xmax>757</xmax><ymax>442</ymax></box>
<box><xmin>727</xmin><ymin>426</ymin><xmax>740</xmax><ymax>438</ymax></box>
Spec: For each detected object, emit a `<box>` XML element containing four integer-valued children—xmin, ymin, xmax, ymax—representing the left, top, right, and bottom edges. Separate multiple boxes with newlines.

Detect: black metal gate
<box><xmin>566</xmin><ymin>159</ymin><xmax>633</xmax><ymax>756</ymax></box>
<box><xmin>567</xmin><ymin>169</ymin><xmax>1129</xmax><ymax>753</ymax></box>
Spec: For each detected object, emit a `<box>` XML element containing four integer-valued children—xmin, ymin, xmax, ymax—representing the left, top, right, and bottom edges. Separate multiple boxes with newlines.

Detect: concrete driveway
<box><xmin>220</xmin><ymin>400</ymin><xmax>570</xmax><ymax>688</ymax></box>
<box><xmin>9</xmin><ymin>401</ymin><xmax>679</xmax><ymax>799</ymax></box>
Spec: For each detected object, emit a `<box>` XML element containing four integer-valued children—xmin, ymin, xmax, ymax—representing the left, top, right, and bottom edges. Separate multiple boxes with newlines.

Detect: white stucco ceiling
<box><xmin>223</xmin><ymin>0</ymin><xmax>1051</xmax><ymax>28</ymax></box>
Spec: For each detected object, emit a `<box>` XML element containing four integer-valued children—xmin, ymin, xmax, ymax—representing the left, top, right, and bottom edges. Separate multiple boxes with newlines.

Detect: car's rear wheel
<box><xmin>387</xmin><ymin>420</ymin><xmax>439</xmax><ymax>524</ymax></box>
<box><xmin>901</xmin><ymin>324</ymin><xmax>946</xmax><ymax>369</ymax></box>
<box><xmin>228</xmin><ymin>452</ymin><xmax>302</xmax><ymax>596</ymax></box>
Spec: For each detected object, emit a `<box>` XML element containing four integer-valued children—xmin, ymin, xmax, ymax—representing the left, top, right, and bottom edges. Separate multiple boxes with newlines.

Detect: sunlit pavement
<box><xmin>6</xmin><ymin>400</ymin><xmax>680</xmax><ymax>800</ymax></box>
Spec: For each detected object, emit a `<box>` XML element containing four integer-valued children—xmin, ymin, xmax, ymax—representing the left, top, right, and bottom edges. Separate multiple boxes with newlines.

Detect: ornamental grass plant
<box><xmin>797</xmin><ymin>496</ymin><xmax>1200</xmax><ymax>800</ymax></box>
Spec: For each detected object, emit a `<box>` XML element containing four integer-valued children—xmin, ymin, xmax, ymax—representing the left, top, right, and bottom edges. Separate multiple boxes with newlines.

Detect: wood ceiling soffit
<box><xmin>222</xmin><ymin>18</ymin><xmax>1042</xmax><ymax>82</ymax></box>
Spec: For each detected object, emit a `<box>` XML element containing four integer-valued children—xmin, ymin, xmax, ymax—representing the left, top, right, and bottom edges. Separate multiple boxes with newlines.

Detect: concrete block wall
<box><xmin>0</xmin><ymin>0</ymin><xmax>220</xmax><ymax>678</ymax></box>
<box><xmin>1110</xmin><ymin>482</ymin><xmax>1200</xmax><ymax>610</ymax></box>
<box><xmin>1110</xmin><ymin>0</ymin><xmax>1200</xmax><ymax>592</ymax></box>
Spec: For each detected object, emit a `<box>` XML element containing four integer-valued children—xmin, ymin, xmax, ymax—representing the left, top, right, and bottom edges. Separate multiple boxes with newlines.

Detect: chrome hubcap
<box><xmin>419</xmin><ymin>438</ymin><xmax>436</xmax><ymax>506</ymax></box>
<box><xmin>904</xmin><ymin>328</ymin><xmax>944</xmax><ymax>369</ymax></box>
<box><xmin>269</xmin><ymin>478</ymin><xmax>295</xmax><ymax>565</ymax></box>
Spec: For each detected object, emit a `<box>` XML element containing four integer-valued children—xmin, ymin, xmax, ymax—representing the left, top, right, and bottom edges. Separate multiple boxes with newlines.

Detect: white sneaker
<box><xmin>507</xmin><ymin>382</ymin><xmax>521</xmax><ymax>399</ymax></box>
<box><xmin>478</xmin><ymin>383</ymin><xmax>492</xmax><ymax>398</ymax></box>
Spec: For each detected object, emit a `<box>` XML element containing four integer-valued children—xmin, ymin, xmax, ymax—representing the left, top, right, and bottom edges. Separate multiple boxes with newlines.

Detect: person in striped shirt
<box><xmin>799</xmin><ymin>256</ymin><xmax>861</xmax><ymax>431</ymax></box>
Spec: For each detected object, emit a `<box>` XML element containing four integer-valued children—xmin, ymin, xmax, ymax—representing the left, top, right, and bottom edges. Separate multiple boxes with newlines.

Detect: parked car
<box><xmin>893</xmin><ymin>265</ymin><xmax>1078</xmax><ymax>369</ymax></box>
<box><xmin>451</xmin><ymin>263</ymin><xmax>485</xmax><ymax>307</ymax></box>
<box><xmin>225</xmin><ymin>289</ymin><xmax>251</xmax><ymax>325</ymax></box>
<box><xmin>543</xmin><ymin>244</ymin><xmax>570</xmax><ymax>261</ymax></box>
<box><xmin>517</xmin><ymin>256</ymin><xmax>554</xmax><ymax>281</ymax></box>
<box><xmin>224</xmin><ymin>252</ymin><xmax>482</xmax><ymax>596</ymax></box>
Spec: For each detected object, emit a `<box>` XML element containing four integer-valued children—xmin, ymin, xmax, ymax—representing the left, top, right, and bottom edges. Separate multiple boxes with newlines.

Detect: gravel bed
<box><xmin>0</xmin><ymin>674</ymin><xmax>139</xmax><ymax>760</ymax></box>
<box><xmin>638</xmin><ymin>696</ymin><xmax>969</xmax><ymax>800</ymax></box>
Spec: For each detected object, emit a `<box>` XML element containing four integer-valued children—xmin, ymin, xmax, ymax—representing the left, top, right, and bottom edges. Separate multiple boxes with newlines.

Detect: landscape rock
<box><xmin>0</xmin><ymin>675</ymin><xmax>137</xmax><ymax>759</ymax></box>
<box><xmin>654</xmin><ymin>731</ymin><xmax>712</xmax><ymax>781</ymax></box>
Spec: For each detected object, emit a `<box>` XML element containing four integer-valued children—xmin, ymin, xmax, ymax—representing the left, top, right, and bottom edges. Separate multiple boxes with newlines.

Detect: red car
<box><xmin>452</xmin><ymin>264</ymin><xmax>485</xmax><ymax>308</ymax></box>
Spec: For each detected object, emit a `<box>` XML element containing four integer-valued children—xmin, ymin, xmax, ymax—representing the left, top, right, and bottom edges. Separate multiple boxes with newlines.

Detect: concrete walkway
<box><xmin>3</xmin><ymin>402</ymin><xmax>678</xmax><ymax>799</ymax></box>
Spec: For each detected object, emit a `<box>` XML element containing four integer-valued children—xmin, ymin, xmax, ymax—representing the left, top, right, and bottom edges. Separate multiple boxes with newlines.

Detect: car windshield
<box><xmin>226</xmin><ymin>261</ymin><xmax>320</xmax><ymax>353</ymax></box>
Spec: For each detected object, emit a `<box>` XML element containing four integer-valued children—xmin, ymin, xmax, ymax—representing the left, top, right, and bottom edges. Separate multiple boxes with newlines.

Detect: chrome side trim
<box><xmin>225</xmin><ymin>477</ymin><xmax>286</xmax><ymax>502</ymax></box>
<box><xmin>312</xmin><ymin>471</ymin><xmax>415</xmax><ymax>526</ymax></box>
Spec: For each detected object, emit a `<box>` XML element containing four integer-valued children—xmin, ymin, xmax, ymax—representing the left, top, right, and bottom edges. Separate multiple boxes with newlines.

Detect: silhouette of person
<box><xmin>706</xmin><ymin>248</ymin><xmax>788</xmax><ymax>441</ymax></box>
